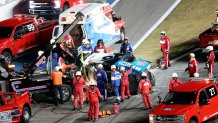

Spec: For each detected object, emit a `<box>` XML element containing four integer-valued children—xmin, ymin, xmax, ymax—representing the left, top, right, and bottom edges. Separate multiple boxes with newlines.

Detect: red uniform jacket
<box><xmin>73</xmin><ymin>76</ymin><xmax>86</xmax><ymax>88</ymax></box>
<box><xmin>121</xmin><ymin>68</ymin><xmax>133</xmax><ymax>83</ymax></box>
<box><xmin>86</xmin><ymin>87</ymin><xmax>102</xmax><ymax>102</ymax></box>
<box><xmin>207</xmin><ymin>51</ymin><xmax>215</xmax><ymax>64</ymax></box>
<box><xmin>160</xmin><ymin>36</ymin><xmax>170</xmax><ymax>52</ymax></box>
<box><xmin>188</xmin><ymin>58</ymin><xmax>198</xmax><ymax>75</ymax></box>
<box><xmin>94</xmin><ymin>46</ymin><xmax>107</xmax><ymax>53</ymax></box>
<box><xmin>168</xmin><ymin>79</ymin><xmax>182</xmax><ymax>91</ymax></box>
<box><xmin>138</xmin><ymin>79</ymin><xmax>152</xmax><ymax>94</ymax></box>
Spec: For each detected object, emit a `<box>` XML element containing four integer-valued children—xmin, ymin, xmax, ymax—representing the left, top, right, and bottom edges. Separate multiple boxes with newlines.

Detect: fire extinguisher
<box><xmin>112</xmin><ymin>103</ymin><xmax>119</xmax><ymax>115</ymax></box>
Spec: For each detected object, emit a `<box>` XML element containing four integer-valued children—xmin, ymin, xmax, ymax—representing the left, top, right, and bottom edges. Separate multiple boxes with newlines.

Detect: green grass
<box><xmin>134</xmin><ymin>0</ymin><xmax>218</xmax><ymax>65</ymax></box>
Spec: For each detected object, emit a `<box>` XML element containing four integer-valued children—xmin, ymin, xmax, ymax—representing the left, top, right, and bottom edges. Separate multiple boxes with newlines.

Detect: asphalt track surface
<box><xmin>8</xmin><ymin>0</ymin><xmax>218</xmax><ymax>123</ymax></box>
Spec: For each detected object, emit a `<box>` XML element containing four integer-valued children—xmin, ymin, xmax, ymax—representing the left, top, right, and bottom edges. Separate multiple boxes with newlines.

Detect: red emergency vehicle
<box><xmin>0</xmin><ymin>91</ymin><xmax>32</xmax><ymax>123</ymax></box>
<box><xmin>0</xmin><ymin>14</ymin><xmax>58</xmax><ymax>63</ymax></box>
<box><xmin>149</xmin><ymin>79</ymin><xmax>218</xmax><ymax>123</ymax></box>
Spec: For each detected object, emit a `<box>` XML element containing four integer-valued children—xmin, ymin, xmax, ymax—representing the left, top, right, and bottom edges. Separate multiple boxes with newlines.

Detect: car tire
<box><xmin>21</xmin><ymin>106</ymin><xmax>31</xmax><ymax>123</ymax></box>
<box><xmin>60</xmin><ymin>84</ymin><xmax>72</xmax><ymax>103</ymax></box>
<box><xmin>2</xmin><ymin>51</ymin><xmax>12</xmax><ymax>63</ymax></box>
<box><xmin>120</xmin><ymin>28</ymin><xmax>125</xmax><ymax>41</ymax></box>
<box><xmin>128</xmin><ymin>75</ymin><xmax>138</xmax><ymax>95</ymax></box>
<box><xmin>147</xmin><ymin>71</ymin><xmax>156</xmax><ymax>86</ymax></box>
<box><xmin>189</xmin><ymin>119</ymin><xmax>198</xmax><ymax>123</ymax></box>
<box><xmin>63</xmin><ymin>4</ymin><xmax>69</xmax><ymax>11</ymax></box>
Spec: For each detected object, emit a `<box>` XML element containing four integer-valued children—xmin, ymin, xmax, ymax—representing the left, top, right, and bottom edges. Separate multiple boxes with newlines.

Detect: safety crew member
<box><xmin>160</xmin><ymin>31</ymin><xmax>171</xmax><ymax>69</ymax></box>
<box><xmin>73</xmin><ymin>71</ymin><xmax>86</xmax><ymax>110</ymax></box>
<box><xmin>86</xmin><ymin>80</ymin><xmax>103</xmax><ymax>121</ymax></box>
<box><xmin>120</xmin><ymin>37</ymin><xmax>133</xmax><ymax>56</ymax></box>
<box><xmin>206</xmin><ymin>46</ymin><xmax>215</xmax><ymax>78</ymax></box>
<box><xmin>60</xmin><ymin>63</ymin><xmax>74</xmax><ymax>73</ymax></box>
<box><xmin>120</xmin><ymin>66</ymin><xmax>133</xmax><ymax>102</ymax></box>
<box><xmin>81</xmin><ymin>39</ymin><xmax>93</xmax><ymax>54</ymax></box>
<box><xmin>51</xmin><ymin>66</ymin><xmax>63</xmax><ymax>106</ymax></box>
<box><xmin>168</xmin><ymin>73</ymin><xmax>182</xmax><ymax>91</ymax></box>
<box><xmin>111</xmin><ymin>65</ymin><xmax>121</xmax><ymax>104</ymax></box>
<box><xmin>185</xmin><ymin>53</ymin><xmax>199</xmax><ymax>77</ymax></box>
<box><xmin>96</xmin><ymin>64</ymin><xmax>108</xmax><ymax>102</ymax></box>
<box><xmin>63</xmin><ymin>34</ymin><xmax>75</xmax><ymax>49</ymax></box>
<box><xmin>94</xmin><ymin>39</ymin><xmax>107</xmax><ymax>53</ymax></box>
<box><xmin>138</xmin><ymin>72</ymin><xmax>152</xmax><ymax>110</ymax></box>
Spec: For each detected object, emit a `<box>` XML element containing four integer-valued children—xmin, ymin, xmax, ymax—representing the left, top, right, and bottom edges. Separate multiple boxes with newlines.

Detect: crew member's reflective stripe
<box><xmin>160</xmin><ymin>40</ymin><xmax>165</xmax><ymax>44</ymax></box>
<box><xmin>111</xmin><ymin>75</ymin><xmax>121</xmax><ymax>80</ymax></box>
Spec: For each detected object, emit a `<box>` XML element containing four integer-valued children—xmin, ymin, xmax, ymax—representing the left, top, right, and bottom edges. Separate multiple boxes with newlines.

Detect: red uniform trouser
<box><xmin>88</xmin><ymin>100</ymin><xmax>99</xmax><ymax>119</ymax></box>
<box><xmin>74</xmin><ymin>86</ymin><xmax>84</xmax><ymax>108</ymax></box>
<box><xmin>163</xmin><ymin>51</ymin><xmax>170</xmax><ymax>68</ymax></box>
<box><xmin>142</xmin><ymin>93</ymin><xmax>152</xmax><ymax>109</ymax></box>
<box><xmin>208</xmin><ymin>63</ymin><xmax>214</xmax><ymax>78</ymax></box>
<box><xmin>121</xmin><ymin>82</ymin><xmax>130</xmax><ymax>100</ymax></box>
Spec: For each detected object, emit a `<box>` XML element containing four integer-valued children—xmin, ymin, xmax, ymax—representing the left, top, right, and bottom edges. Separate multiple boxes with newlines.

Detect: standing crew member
<box><xmin>94</xmin><ymin>39</ymin><xmax>107</xmax><ymax>53</ymax></box>
<box><xmin>185</xmin><ymin>53</ymin><xmax>199</xmax><ymax>77</ymax></box>
<box><xmin>120</xmin><ymin>66</ymin><xmax>133</xmax><ymax>102</ymax></box>
<box><xmin>111</xmin><ymin>65</ymin><xmax>122</xmax><ymax>104</ymax></box>
<box><xmin>168</xmin><ymin>73</ymin><xmax>182</xmax><ymax>91</ymax></box>
<box><xmin>160</xmin><ymin>31</ymin><xmax>171</xmax><ymax>69</ymax></box>
<box><xmin>86</xmin><ymin>80</ymin><xmax>103</xmax><ymax>121</ymax></box>
<box><xmin>73</xmin><ymin>71</ymin><xmax>86</xmax><ymax>110</ymax></box>
<box><xmin>138</xmin><ymin>72</ymin><xmax>152</xmax><ymax>110</ymax></box>
<box><xmin>120</xmin><ymin>37</ymin><xmax>133</xmax><ymax>56</ymax></box>
<box><xmin>80</xmin><ymin>39</ymin><xmax>93</xmax><ymax>55</ymax></box>
<box><xmin>96</xmin><ymin>64</ymin><xmax>108</xmax><ymax>102</ymax></box>
<box><xmin>51</xmin><ymin>66</ymin><xmax>63</xmax><ymax>106</ymax></box>
<box><xmin>206</xmin><ymin>46</ymin><xmax>215</xmax><ymax>78</ymax></box>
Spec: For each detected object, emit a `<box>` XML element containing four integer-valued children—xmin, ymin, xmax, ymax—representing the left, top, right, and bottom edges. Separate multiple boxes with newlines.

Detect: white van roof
<box><xmin>59</xmin><ymin>3</ymin><xmax>112</xmax><ymax>24</ymax></box>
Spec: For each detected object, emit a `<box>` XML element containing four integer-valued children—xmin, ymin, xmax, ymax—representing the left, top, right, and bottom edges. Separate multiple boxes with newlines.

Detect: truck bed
<box><xmin>199</xmin><ymin>28</ymin><xmax>218</xmax><ymax>48</ymax></box>
<box><xmin>38</xmin><ymin>19</ymin><xmax>58</xmax><ymax>30</ymax></box>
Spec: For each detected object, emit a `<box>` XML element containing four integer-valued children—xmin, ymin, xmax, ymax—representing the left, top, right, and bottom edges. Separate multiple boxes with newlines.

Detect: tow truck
<box><xmin>149</xmin><ymin>78</ymin><xmax>218</xmax><ymax>123</ymax></box>
<box><xmin>0</xmin><ymin>91</ymin><xmax>31</xmax><ymax>123</ymax></box>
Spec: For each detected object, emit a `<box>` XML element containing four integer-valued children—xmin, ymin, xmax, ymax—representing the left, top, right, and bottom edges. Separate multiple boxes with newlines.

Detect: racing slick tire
<box><xmin>63</xmin><ymin>3</ymin><xmax>70</xmax><ymax>11</ymax></box>
<box><xmin>21</xmin><ymin>106</ymin><xmax>31</xmax><ymax>123</ymax></box>
<box><xmin>60</xmin><ymin>84</ymin><xmax>72</xmax><ymax>103</ymax></box>
<box><xmin>120</xmin><ymin>28</ymin><xmax>125</xmax><ymax>41</ymax></box>
<box><xmin>2</xmin><ymin>51</ymin><xmax>12</xmax><ymax>63</ymax></box>
<box><xmin>147</xmin><ymin>71</ymin><xmax>156</xmax><ymax>86</ymax></box>
<box><xmin>189</xmin><ymin>119</ymin><xmax>198</xmax><ymax>123</ymax></box>
<box><xmin>128</xmin><ymin>75</ymin><xmax>138</xmax><ymax>95</ymax></box>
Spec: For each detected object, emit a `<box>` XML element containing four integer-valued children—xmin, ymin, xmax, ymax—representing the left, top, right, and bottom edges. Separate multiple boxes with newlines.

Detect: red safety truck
<box><xmin>149</xmin><ymin>79</ymin><xmax>218</xmax><ymax>123</ymax></box>
<box><xmin>0</xmin><ymin>91</ymin><xmax>32</xmax><ymax>123</ymax></box>
<box><xmin>0</xmin><ymin>14</ymin><xmax>58</xmax><ymax>63</ymax></box>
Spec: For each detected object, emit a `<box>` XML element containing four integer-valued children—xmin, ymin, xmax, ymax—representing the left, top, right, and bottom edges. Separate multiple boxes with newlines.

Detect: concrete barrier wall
<box><xmin>0</xmin><ymin>0</ymin><xmax>21</xmax><ymax>21</ymax></box>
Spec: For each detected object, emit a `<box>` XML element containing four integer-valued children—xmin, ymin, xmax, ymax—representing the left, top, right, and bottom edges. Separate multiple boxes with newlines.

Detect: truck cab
<box><xmin>149</xmin><ymin>79</ymin><xmax>218</xmax><ymax>123</ymax></box>
<box><xmin>53</xmin><ymin>2</ymin><xmax>125</xmax><ymax>49</ymax></box>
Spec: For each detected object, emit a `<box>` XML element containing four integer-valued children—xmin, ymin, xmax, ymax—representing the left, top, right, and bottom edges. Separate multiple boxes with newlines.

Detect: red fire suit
<box><xmin>168</xmin><ymin>78</ymin><xmax>182</xmax><ymax>91</ymax></box>
<box><xmin>138</xmin><ymin>79</ymin><xmax>152</xmax><ymax>109</ymax></box>
<box><xmin>86</xmin><ymin>86</ymin><xmax>102</xmax><ymax>119</ymax></box>
<box><xmin>121</xmin><ymin>67</ymin><xmax>133</xmax><ymax>100</ymax></box>
<box><xmin>160</xmin><ymin>36</ymin><xmax>170</xmax><ymax>68</ymax></box>
<box><xmin>73</xmin><ymin>76</ymin><xmax>86</xmax><ymax>108</ymax></box>
<box><xmin>94</xmin><ymin>46</ymin><xmax>107</xmax><ymax>53</ymax></box>
<box><xmin>188</xmin><ymin>58</ymin><xmax>198</xmax><ymax>77</ymax></box>
<box><xmin>207</xmin><ymin>51</ymin><xmax>215</xmax><ymax>78</ymax></box>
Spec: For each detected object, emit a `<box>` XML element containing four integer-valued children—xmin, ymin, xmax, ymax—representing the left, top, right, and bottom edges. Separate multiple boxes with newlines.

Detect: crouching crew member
<box><xmin>138</xmin><ymin>72</ymin><xmax>152</xmax><ymax>110</ymax></box>
<box><xmin>120</xmin><ymin>66</ymin><xmax>133</xmax><ymax>102</ymax></box>
<box><xmin>86</xmin><ymin>80</ymin><xmax>103</xmax><ymax>121</ymax></box>
<box><xmin>73</xmin><ymin>71</ymin><xmax>86</xmax><ymax>110</ymax></box>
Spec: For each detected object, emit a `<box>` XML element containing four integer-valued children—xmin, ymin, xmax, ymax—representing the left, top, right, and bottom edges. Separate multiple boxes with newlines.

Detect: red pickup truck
<box><xmin>0</xmin><ymin>91</ymin><xmax>31</xmax><ymax>123</ymax></box>
<box><xmin>149</xmin><ymin>79</ymin><xmax>218</xmax><ymax>123</ymax></box>
<box><xmin>0</xmin><ymin>14</ymin><xmax>58</xmax><ymax>63</ymax></box>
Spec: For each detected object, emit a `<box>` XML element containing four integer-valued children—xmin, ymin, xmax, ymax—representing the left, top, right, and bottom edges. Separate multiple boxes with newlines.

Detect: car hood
<box><xmin>150</xmin><ymin>104</ymin><xmax>194</xmax><ymax>115</ymax></box>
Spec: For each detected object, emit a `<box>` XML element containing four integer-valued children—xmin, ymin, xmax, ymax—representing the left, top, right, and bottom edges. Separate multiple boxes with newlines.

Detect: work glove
<box><xmin>165</xmin><ymin>50</ymin><xmax>169</xmax><ymax>54</ymax></box>
<box><xmin>185</xmin><ymin>68</ymin><xmax>188</xmax><ymax>72</ymax></box>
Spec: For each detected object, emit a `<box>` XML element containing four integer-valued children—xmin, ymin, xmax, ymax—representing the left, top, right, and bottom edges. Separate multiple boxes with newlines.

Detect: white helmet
<box><xmin>54</xmin><ymin>66</ymin><xmax>60</xmax><ymax>71</ymax></box>
<box><xmin>189</xmin><ymin>53</ymin><xmax>195</xmax><ymax>58</ymax></box>
<box><xmin>89</xmin><ymin>80</ymin><xmax>96</xmax><ymax>86</ymax></box>
<box><xmin>124</xmin><ymin>37</ymin><xmax>128</xmax><ymax>40</ymax></box>
<box><xmin>160</xmin><ymin>31</ymin><xmax>166</xmax><ymax>36</ymax></box>
<box><xmin>206</xmin><ymin>46</ymin><xmax>213</xmax><ymax>51</ymax></box>
<box><xmin>98</xmin><ymin>64</ymin><xmax>103</xmax><ymax>69</ymax></box>
<box><xmin>38</xmin><ymin>51</ymin><xmax>44</xmax><ymax>56</ymax></box>
<box><xmin>194</xmin><ymin>73</ymin><xmax>199</xmax><ymax>78</ymax></box>
<box><xmin>172</xmin><ymin>72</ymin><xmax>178</xmax><ymax>78</ymax></box>
<box><xmin>111</xmin><ymin>65</ymin><xmax>116</xmax><ymax>70</ymax></box>
<box><xmin>120</xmin><ymin>67</ymin><xmax>125</xmax><ymax>71</ymax></box>
<box><xmin>50</xmin><ymin>38</ymin><xmax>55</xmax><ymax>44</ymax></box>
<box><xmin>76</xmin><ymin>71</ymin><xmax>82</xmax><ymax>76</ymax></box>
<box><xmin>141</xmin><ymin>72</ymin><xmax>147</xmax><ymax>77</ymax></box>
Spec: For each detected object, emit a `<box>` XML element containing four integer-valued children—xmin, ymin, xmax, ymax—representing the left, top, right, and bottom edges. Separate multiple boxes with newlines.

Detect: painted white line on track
<box><xmin>133</xmin><ymin>0</ymin><xmax>182</xmax><ymax>50</ymax></box>
<box><xmin>111</xmin><ymin>0</ymin><xmax>120</xmax><ymax>7</ymax></box>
